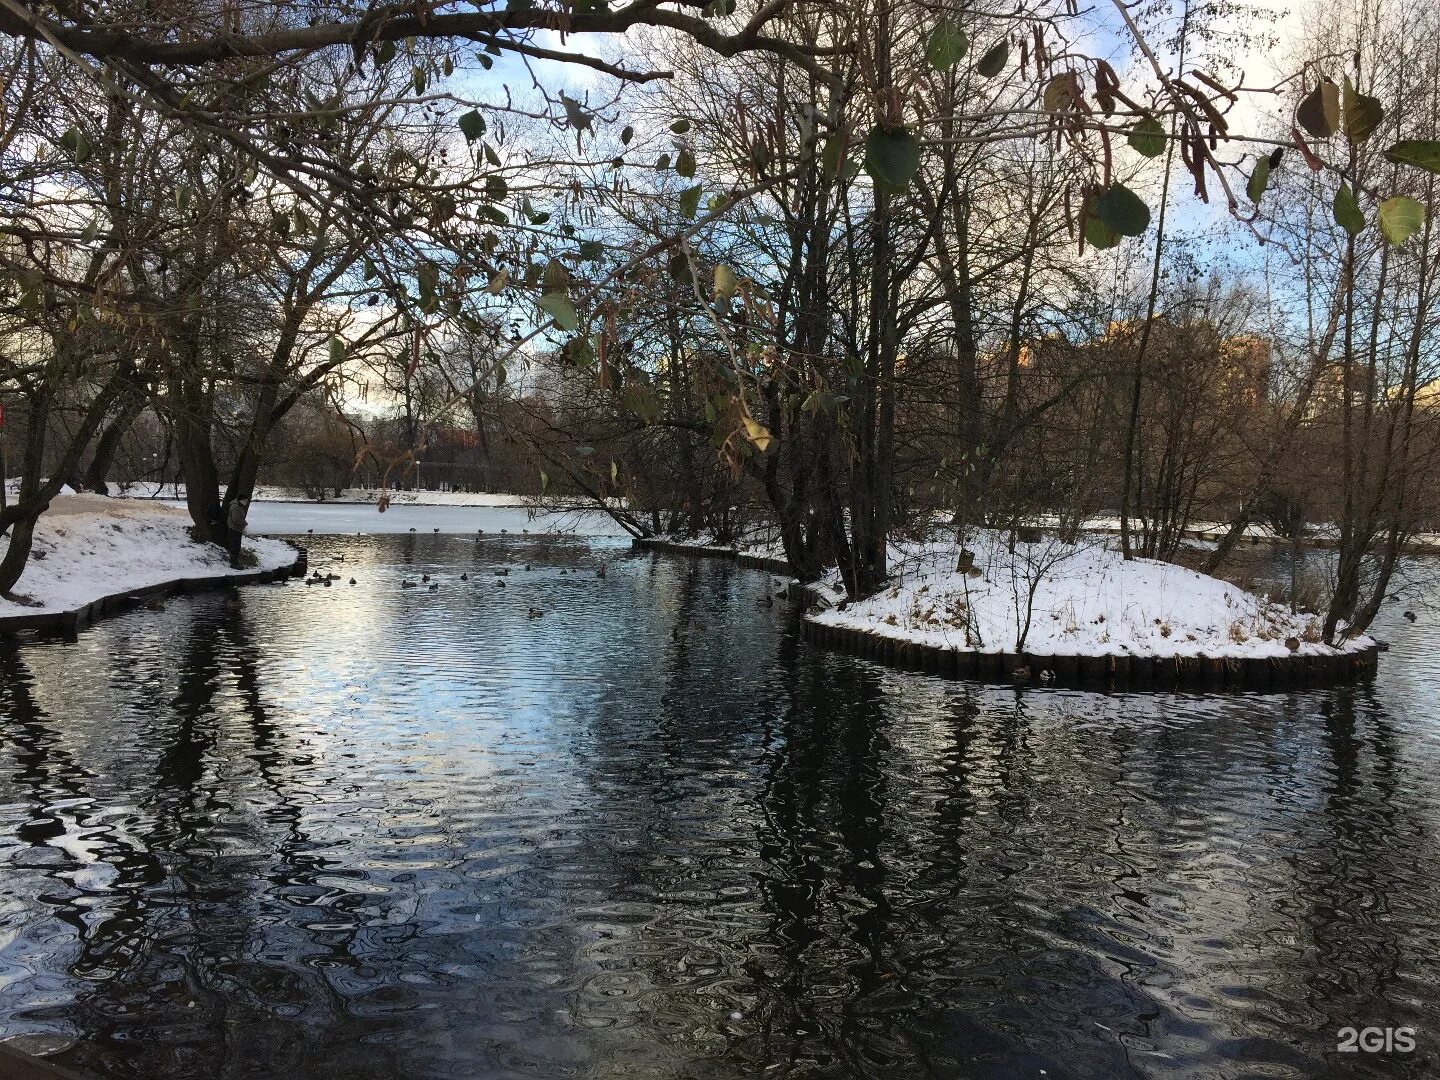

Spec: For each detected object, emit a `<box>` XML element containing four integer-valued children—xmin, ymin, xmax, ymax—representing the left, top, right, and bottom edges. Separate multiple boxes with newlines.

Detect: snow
<box><xmin>805</xmin><ymin>532</ymin><xmax>1373</xmax><ymax>659</ymax></box>
<box><xmin>88</xmin><ymin>481</ymin><xmax>535</xmax><ymax>508</ymax></box>
<box><xmin>0</xmin><ymin>494</ymin><xmax>298</xmax><ymax>617</ymax></box>
<box><xmin>239</xmin><ymin>500</ymin><xmax>632</xmax><ymax>536</ymax></box>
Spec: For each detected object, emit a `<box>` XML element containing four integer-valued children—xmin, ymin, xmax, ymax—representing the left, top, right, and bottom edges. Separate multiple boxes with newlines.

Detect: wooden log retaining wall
<box><xmin>800</xmin><ymin>618</ymin><xmax>1380</xmax><ymax>692</ymax></box>
<box><xmin>0</xmin><ymin>546</ymin><xmax>308</xmax><ymax>640</ymax></box>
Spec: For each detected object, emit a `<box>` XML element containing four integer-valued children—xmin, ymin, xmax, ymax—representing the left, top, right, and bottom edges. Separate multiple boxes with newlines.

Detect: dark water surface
<box><xmin>2</xmin><ymin>534</ymin><xmax>1439</xmax><ymax>1079</ymax></box>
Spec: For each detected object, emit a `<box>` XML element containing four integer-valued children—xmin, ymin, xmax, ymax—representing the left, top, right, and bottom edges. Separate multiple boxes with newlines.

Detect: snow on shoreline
<box><xmin>0</xmin><ymin>494</ymin><xmax>298</xmax><ymax>618</ymax></box>
<box><xmin>79</xmin><ymin>482</ymin><xmax>534</xmax><ymax>508</ymax></box>
<box><xmin>809</xmin><ymin>533</ymin><xmax>1370</xmax><ymax>659</ymax></box>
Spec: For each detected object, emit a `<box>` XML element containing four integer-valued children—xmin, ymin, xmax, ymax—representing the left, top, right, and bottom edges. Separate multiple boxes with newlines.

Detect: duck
<box><xmin>324</xmin><ymin>577</ymin><xmax>332</xmax><ymax>587</ymax></box>
<box><xmin>460</xmin><ymin>573</ymin><xmax>468</xmax><ymax>581</ymax></box>
<box><xmin>428</xmin><ymin>583</ymin><xmax>439</xmax><ymax>592</ymax></box>
<box><xmin>524</xmin><ymin>564</ymin><xmax>532</xmax><ymax>571</ymax></box>
<box><xmin>527</xmin><ymin>607</ymin><xmax>543</xmax><ymax>618</ymax></box>
<box><xmin>349</xmin><ymin>578</ymin><xmax>356</xmax><ymax>585</ymax></box>
<box><xmin>433</xmin><ymin>527</ymin><xmax>440</xmax><ymax>533</ymax></box>
<box><xmin>495</xmin><ymin>568</ymin><xmax>509</xmax><ymax>576</ymax></box>
<box><xmin>401</xmin><ymin>579</ymin><xmax>417</xmax><ymax>589</ymax></box>
<box><xmin>596</xmin><ymin>564</ymin><xmax>607</xmax><ymax>579</ymax></box>
<box><xmin>757</xmin><ymin>594</ymin><xmax>774</xmax><ymax>608</ymax></box>
<box><xmin>1404</xmin><ymin>610</ymin><xmax>1418</xmax><ymax>622</ymax></box>
<box><xmin>495</xmin><ymin>579</ymin><xmax>506</xmax><ymax>588</ymax></box>
<box><xmin>422</xmin><ymin>573</ymin><xmax>430</xmax><ymax>583</ymax></box>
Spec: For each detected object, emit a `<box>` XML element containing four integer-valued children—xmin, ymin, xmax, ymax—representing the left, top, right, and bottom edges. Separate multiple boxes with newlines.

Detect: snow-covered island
<box><xmin>643</xmin><ymin>528</ymin><xmax>1373</xmax><ymax>662</ymax></box>
<box><xmin>806</xmin><ymin>532</ymin><xmax>1372</xmax><ymax>660</ymax></box>
<box><xmin>0</xmin><ymin>493</ymin><xmax>299</xmax><ymax>620</ymax></box>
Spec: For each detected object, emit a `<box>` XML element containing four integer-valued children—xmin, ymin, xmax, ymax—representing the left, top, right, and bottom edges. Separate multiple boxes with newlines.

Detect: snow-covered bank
<box><xmin>89</xmin><ymin>482</ymin><xmax>534</xmax><ymax>508</ymax></box>
<box><xmin>0</xmin><ymin>494</ymin><xmax>298</xmax><ymax>618</ymax></box>
<box><xmin>809</xmin><ymin>533</ymin><xmax>1372</xmax><ymax>659</ymax></box>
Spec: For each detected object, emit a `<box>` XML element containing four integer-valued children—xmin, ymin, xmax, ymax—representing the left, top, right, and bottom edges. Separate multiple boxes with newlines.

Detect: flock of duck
<box><xmin>299</xmin><ymin>528</ymin><xmax>609</xmax><ymax>621</ymax></box>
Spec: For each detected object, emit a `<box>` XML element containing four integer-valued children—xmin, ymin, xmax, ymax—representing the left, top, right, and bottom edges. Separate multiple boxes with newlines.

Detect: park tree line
<box><xmin>2</xmin><ymin>0</ymin><xmax>1439</xmax><ymax>643</ymax></box>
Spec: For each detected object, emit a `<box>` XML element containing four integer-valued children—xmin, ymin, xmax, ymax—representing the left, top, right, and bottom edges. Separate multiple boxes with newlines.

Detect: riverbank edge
<box><xmin>0</xmin><ymin>544</ymin><xmax>309</xmax><ymax>639</ymax></box>
<box><xmin>632</xmin><ymin>537</ymin><xmax>1381</xmax><ymax>692</ymax></box>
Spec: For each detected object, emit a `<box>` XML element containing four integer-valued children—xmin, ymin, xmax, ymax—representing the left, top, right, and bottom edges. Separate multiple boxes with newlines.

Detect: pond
<box><xmin>2</xmin><ymin>526</ymin><xmax>1439</xmax><ymax>1078</ymax></box>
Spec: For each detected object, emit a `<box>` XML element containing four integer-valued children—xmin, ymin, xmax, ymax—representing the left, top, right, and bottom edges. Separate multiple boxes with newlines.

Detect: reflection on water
<box><xmin>2</xmin><ymin>534</ymin><xmax>1439</xmax><ymax>1079</ymax></box>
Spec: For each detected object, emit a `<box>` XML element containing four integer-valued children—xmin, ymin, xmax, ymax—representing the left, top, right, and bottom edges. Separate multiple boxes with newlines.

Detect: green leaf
<box><xmin>1095</xmin><ymin>183</ymin><xmax>1150</xmax><ymax>236</ymax></box>
<box><xmin>483</xmin><ymin>143</ymin><xmax>501</xmax><ymax>167</ymax></box>
<box><xmin>375</xmin><ymin>39</ymin><xmax>397</xmax><ymax>65</ymax></box>
<box><xmin>328</xmin><ymin>335</ymin><xmax>345</xmax><ymax>364</ymax></box>
<box><xmin>670</xmin><ymin>118</ymin><xmax>692</xmax><ymax>135</ymax></box>
<box><xmin>974</xmin><ymin>41</ymin><xmax>1008</xmax><ymax>78</ymax></box>
<box><xmin>1332</xmin><ymin>182</ymin><xmax>1365</xmax><ymax>236</ymax></box>
<box><xmin>1297</xmin><ymin>77</ymin><xmax>1340</xmax><ymax>138</ymax></box>
<box><xmin>174</xmin><ymin>185</ymin><xmax>192</xmax><ymax>211</ymax></box>
<box><xmin>538</xmin><ymin>292</ymin><xmax>579</xmax><ymax>332</ymax></box>
<box><xmin>1246</xmin><ymin>156</ymin><xmax>1271</xmax><ymax>204</ymax></box>
<box><xmin>578</xmin><ymin>240</ymin><xmax>604</xmax><ymax>261</ymax></box>
<box><xmin>713</xmin><ymin>263</ymin><xmax>738</xmax><ymax>301</ymax></box>
<box><xmin>1384</xmin><ymin>140</ymin><xmax>1440</xmax><ymax>174</ymax></box>
<box><xmin>678</xmin><ymin>183</ymin><xmax>703</xmax><ymax>219</ymax></box>
<box><xmin>675</xmin><ymin>148</ymin><xmax>696</xmax><ymax>178</ymax></box>
<box><xmin>1378</xmin><ymin>195</ymin><xmax>1425</xmax><ymax>246</ymax></box>
<box><xmin>622</xmin><ymin>384</ymin><xmax>661</xmax><ymax>423</ymax></box>
<box><xmin>1084</xmin><ymin>213</ymin><xmax>1121</xmax><ymax>250</ymax></box>
<box><xmin>1128</xmin><ymin>117</ymin><xmax>1166</xmax><ymax>158</ymax></box>
<box><xmin>863</xmin><ymin>125</ymin><xmax>921</xmax><ymax>194</ymax></box>
<box><xmin>58</xmin><ymin>125</ymin><xmax>91</xmax><ymax>164</ymax></box>
<box><xmin>1342</xmin><ymin>77</ymin><xmax>1384</xmax><ymax>143</ymax></box>
<box><xmin>412</xmin><ymin>65</ymin><xmax>427</xmax><ymax>96</ymax></box>
<box><xmin>485</xmin><ymin>174</ymin><xmax>507</xmax><ymax>200</ymax></box>
<box><xmin>621</xmin><ymin>125</ymin><xmax>634</xmax><ymax>145</ymax></box>
<box><xmin>925</xmin><ymin>20</ymin><xmax>969</xmax><ymax>71</ymax></box>
<box><xmin>458</xmin><ymin>109</ymin><xmax>485</xmax><ymax>144</ymax></box>
<box><xmin>820</xmin><ymin>135</ymin><xmax>846</xmax><ymax>179</ymax></box>
<box><xmin>667</xmin><ymin>252</ymin><xmax>694</xmax><ymax>284</ymax></box>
